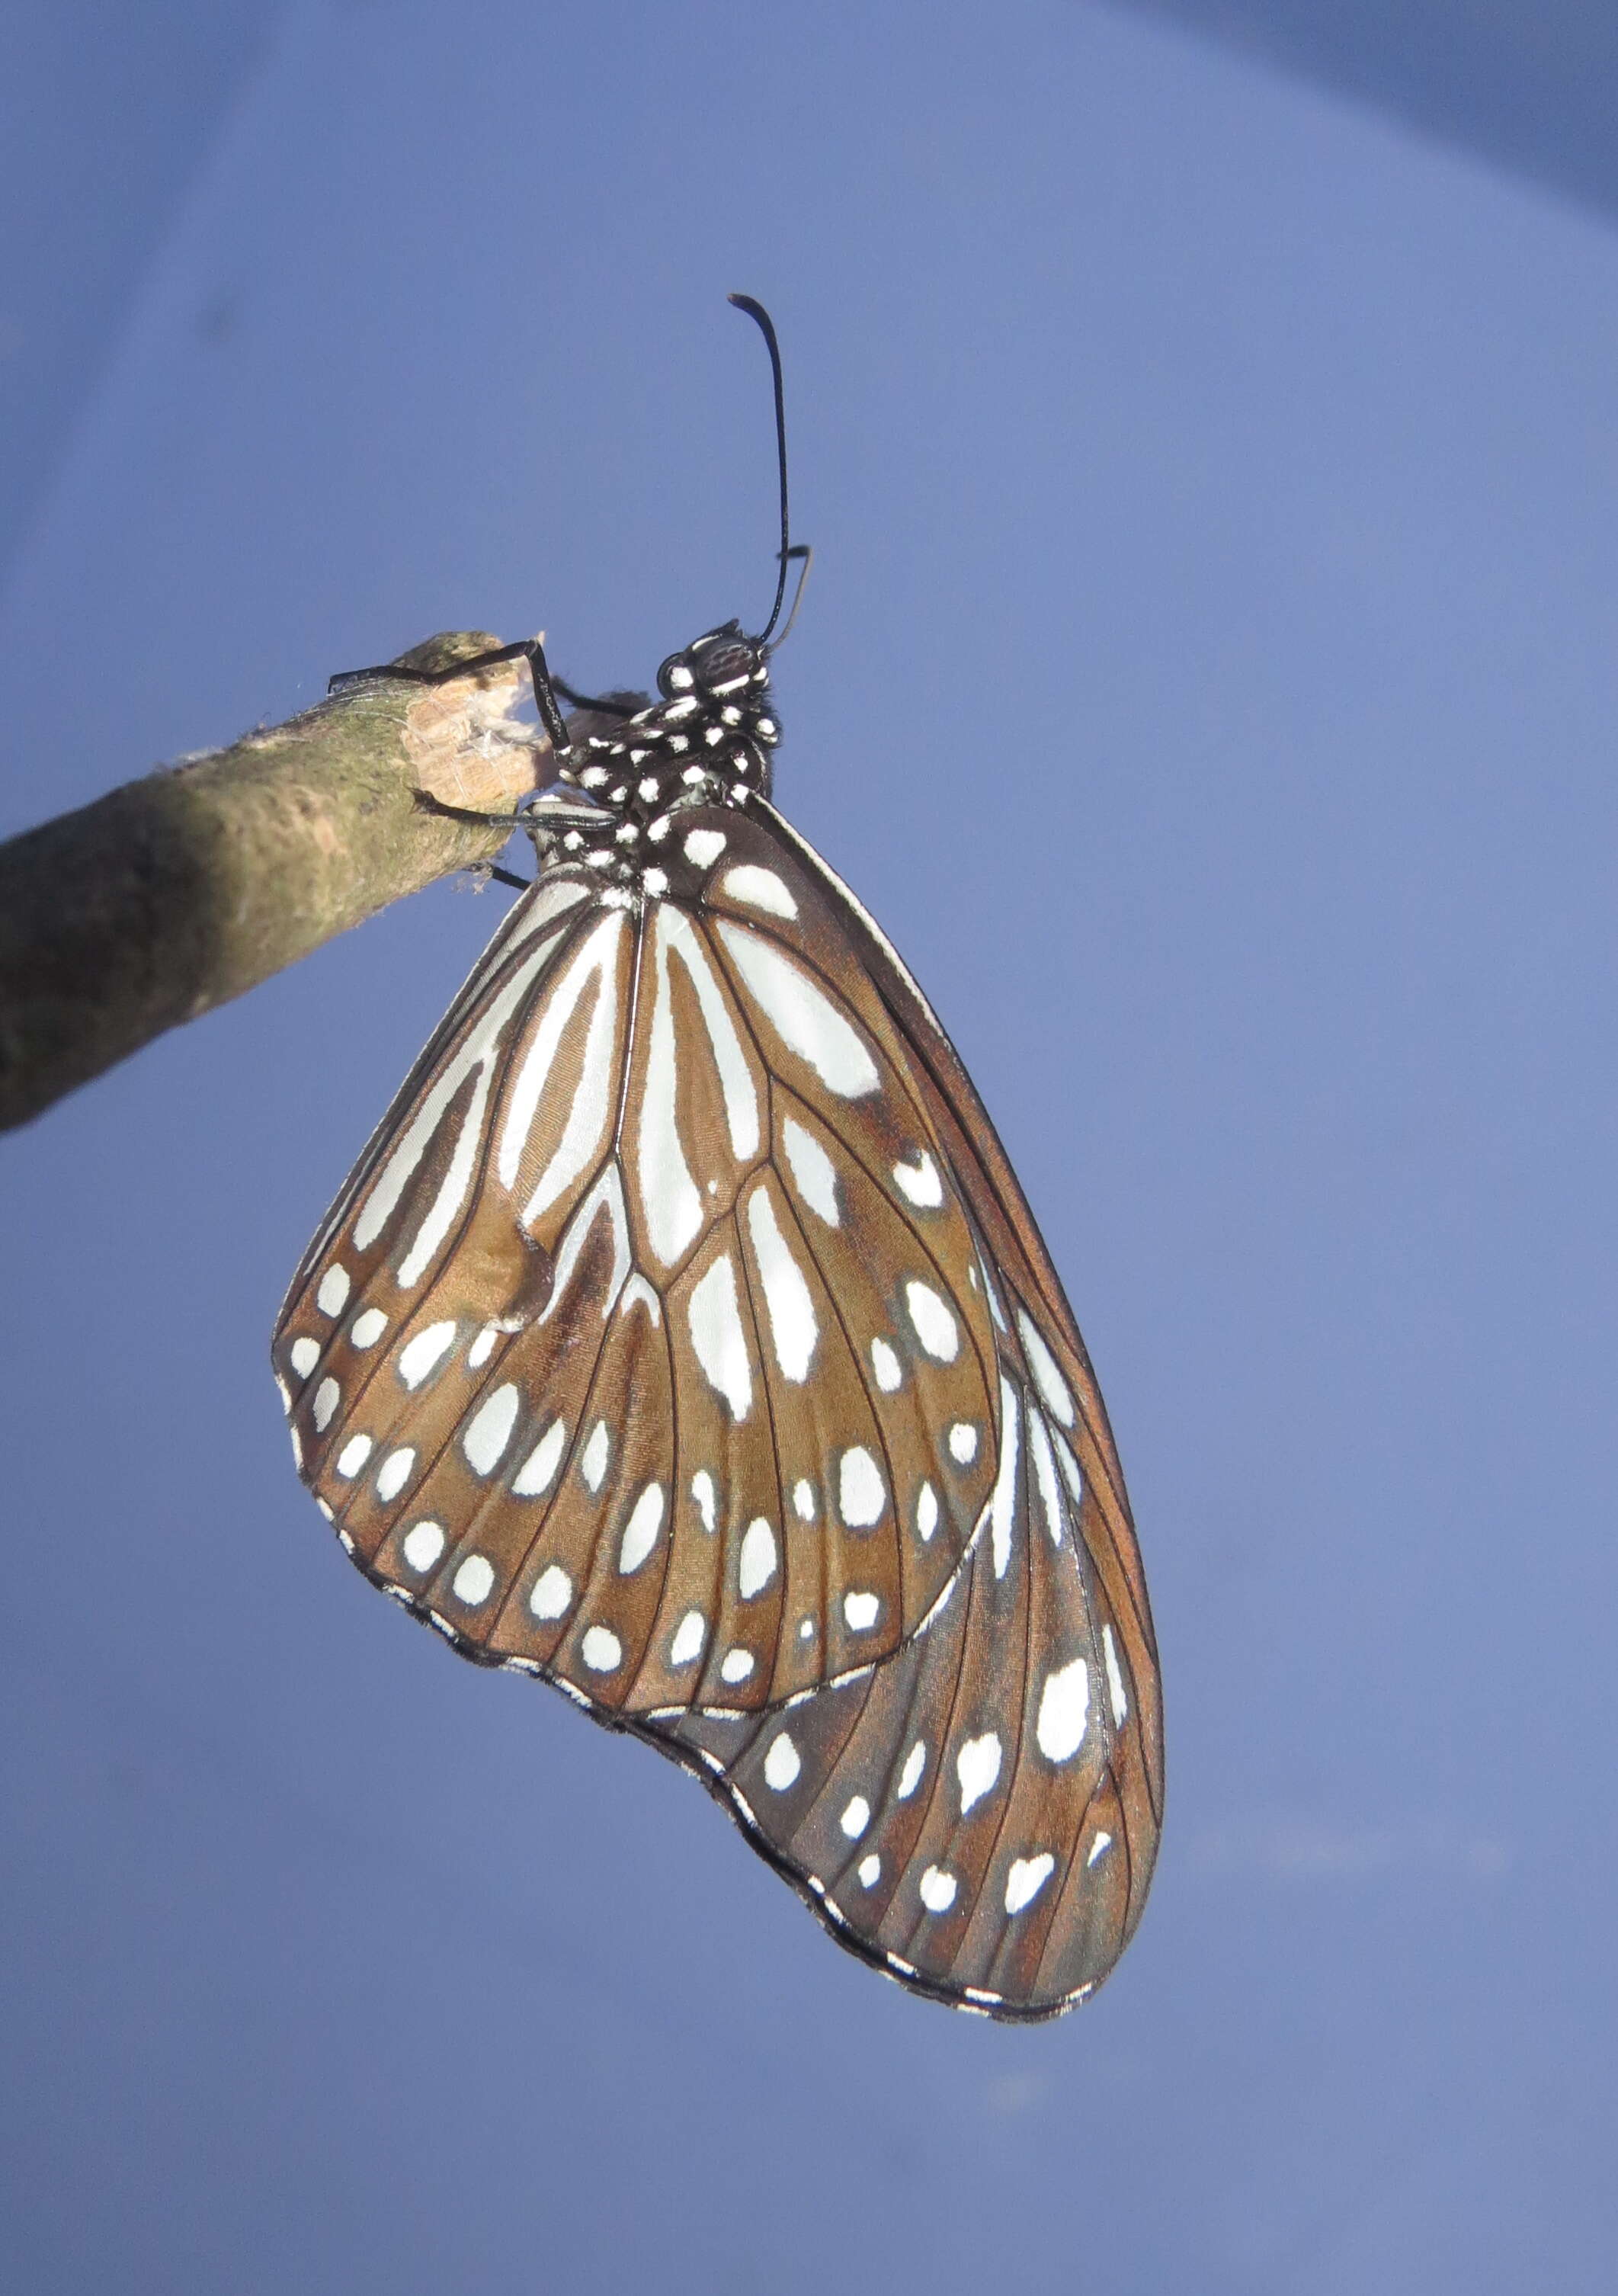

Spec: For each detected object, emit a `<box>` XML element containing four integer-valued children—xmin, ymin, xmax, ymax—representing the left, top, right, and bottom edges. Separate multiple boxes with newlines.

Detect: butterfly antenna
<box><xmin>728</xmin><ymin>293</ymin><xmax>795</xmax><ymax>644</ymax></box>
<box><xmin>772</xmin><ymin>543</ymin><xmax>813</xmax><ymax>651</ymax></box>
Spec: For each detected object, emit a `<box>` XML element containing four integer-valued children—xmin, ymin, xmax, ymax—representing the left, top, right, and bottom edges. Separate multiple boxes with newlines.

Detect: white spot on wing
<box><xmin>1005</xmin><ymin>1852</ymin><xmax>1056</xmax><ymax>1913</ymax></box>
<box><xmin>617</xmin><ymin>1274</ymin><xmax>662</xmax><ymax>1326</ymax></box>
<box><xmin>499</xmin><ymin>912</ymin><xmax>625</xmax><ymax>1211</ymax></box>
<box><xmin>375</xmin><ymin>1448</ymin><xmax>415</xmax><ymax>1502</ymax></box>
<box><xmin>843</xmin><ymin>1589</ymin><xmax>880</xmax><ymax>1631</ymax></box>
<box><xmin>690</xmin><ymin>1469</ymin><xmax>718</xmax><ymax>1531</ymax></box>
<box><xmin>892</xmin><ymin>1152</ymin><xmax>944</xmax><ymax>1208</ymax></box>
<box><xmin>617</xmin><ymin>1483</ymin><xmax>667</xmax><ymax>1574</ymax></box>
<box><xmin>716</xmin><ymin>919</ymin><xmax>879</xmax><ymax>1096</ymax></box>
<box><xmin>1036</xmin><ymin>1658</ymin><xmax>1091</xmax><ymax>1762</ymax></box>
<box><xmin>662</xmin><ymin>906</ymin><xmax>761</xmax><ymax>1159</ymax></box>
<box><xmin>683</xmin><ymin>827</ymin><xmax>726</xmax><ymax>867</ymax></box>
<box><xmin>1103</xmin><ymin>1624</ymin><xmax>1129</xmax><ymax>1724</ymax></box>
<box><xmin>897</xmin><ymin>1740</ymin><xmax>927</xmax><ymax>1799</ymax></box>
<box><xmin>870</xmin><ymin>1338</ymin><xmax>902</xmax><ymax>1392</ymax></box>
<box><xmin>581</xmin><ymin>1624</ymin><xmax>623</xmax><ymax>1672</ymax></box>
<box><xmin>402</xmin><ymin>1521</ymin><xmax>445</xmax><ymax>1573</ymax></box>
<box><xmin>1017</xmin><ymin>1309</ymin><xmax>1076</xmax><ymax>1429</ymax></box>
<box><xmin>956</xmin><ymin>1731</ymin><xmax>1003</xmax><ymax>1815</ymax></box>
<box><xmin>1053</xmin><ymin>1428</ymin><xmax>1085</xmax><ymax>1509</ymax></box>
<box><xmin>738</xmin><ymin>1517</ymin><xmax>778</xmax><ymax>1599</ymax></box>
<box><xmin>978</xmin><ymin>1255</ymin><xmax>1008</xmax><ymax>1331</ymax></box>
<box><xmin>580</xmin><ymin>1419</ymin><xmax>611</xmax><ymax>1493</ymax></box>
<box><xmin>635</xmin><ymin>915</ymin><xmax>703</xmax><ymax>1265</ymax></box>
<box><xmin>1088</xmin><ymin>1831</ymin><xmax>1113</xmax><ymax>1867</ymax></box>
<box><xmin>312</xmin><ymin>1377</ymin><xmax>339</xmax><ymax>1432</ymax></box>
<box><xmin>792</xmin><ymin>1478</ymin><xmax>816</xmax><ymax>1522</ymax></box>
<box><xmin>335</xmin><ymin>1434</ymin><xmax>373</xmax><ymax>1479</ymax></box>
<box><xmin>840</xmin><ymin>1795</ymin><xmax>870</xmax><ymax>1839</ymax></box>
<box><xmin>763</xmin><ymin>1732</ymin><xmax>800</xmax><ymax>1790</ymax></box>
<box><xmin>513</xmin><ymin>1417</ymin><xmax>566</xmax><ymax>1496</ymax></box>
<box><xmin>289</xmin><ymin>1336</ymin><xmax>319</xmax><ymax>1378</ymax></box>
<box><xmin>670</xmin><ymin>1609</ymin><xmax>706</xmax><ymax>1666</ymax></box>
<box><xmin>905</xmin><ymin>1280</ymin><xmax>960</xmax><ymax>1362</ymax></box>
<box><xmin>719</xmin><ymin>864</ymin><xmax>797</xmax><ymax>919</ymax></box>
<box><xmin>453</xmin><ymin>1554</ymin><xmax>495</xmax><ymax>1606</ymax></box>
<box><xmin>857</xmin><ymin>1853</ymin><xmax>881</xmax><ymax>1887</ymax></box>
<box><xmin>398</xmin><ymin>1321</ymin><xmax>456</xmax><ymax>1390</ymax></box>
<box><xmin>838</xmin><ymin>1446</ymin><xmax>886</xmax><ymax>1528</ymax></box>
<box><xmin>349</xmin><ymin>1308</ymin><xmax>387</xmax><ymax>1349</ymax></box>
<box><xmin>948</xmin><ymin>1420</ymin><xmax>979</xmax><ymax>1465</ymax></box>
<box><xmin>915</xmin><ymin>1481</ymin><xmax>939</xmax><ymax>1541</ymax></box>
<box><xmin>1028</xmin><ymin>1409</ymin><xmax>1065</xmax><ymax>1550</ymax></box>
<box><xmin>463</xmin><ymin>1383</ymin><xmax>520</xmax><ymax>1477</ymax></box>
<box><xmin>754</xmin><ymin>801</ymin><xmax>950</xmax><ymax>1034</ymax></box>
<box><xmin>687</xmin><ymin>1254</ymin><xmax>753</xmax><ymax>1422</ymax></box>
<box><xmin>990</xmin><ymin>1374</ymin><xmax>1020</xmax><ymax>1577</ymax></box>
<box><xmin>539</xmin><ymin>1169</ymin><xmax>633</xmax><ymax>1330</ymax></box>
<box><xmin>781</xmin><ymin>1116</ymin><xmax>841</xmax><ymax>1227</ymax></box>
<box><xmin>355</xmin><ymin>939</ymin><xmax>557</xmax><ymax>1271</ymax></box>
<box><xmin>719</xmin><ymin>1648</ymin><xmax>755</xmax><ymax>1685</ymax></box>
<box><xmin>529</xmin><ymin>1563</ymin><xmax>572</xmax><ymax>1620</ymax></box>
<box><xmin>316</xmin><ymin>1265</ymin><xmax>350</xmax><ymax>1316</ymax></box>
<box><xmin>745</xmin><ymin>1186</ymin><xmax>819</xmax><ymax>1380</ymax></box>
<box><xmin>505</xmin><ymin>876</ymin><xmax>590</xmax><ymax>949</ymax></box>
<box><xmin>919</xmin><ymin>1866</ymin><xmax>957</xmax><ymax>1914</ymax></box>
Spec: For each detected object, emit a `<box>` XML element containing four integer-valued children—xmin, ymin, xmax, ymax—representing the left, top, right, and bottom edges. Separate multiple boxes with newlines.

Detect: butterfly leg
<box><xmin>418</xmin><ymin>789</ymin><xmax>613</xmax><ymax>885</ymax></box>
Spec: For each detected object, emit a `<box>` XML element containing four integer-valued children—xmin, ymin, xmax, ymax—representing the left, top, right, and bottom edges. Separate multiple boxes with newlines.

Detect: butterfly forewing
<box><xmin>275</xmin><ymin>812</ymin><xmax>1000</xmax><ymax>1714</ymax></box>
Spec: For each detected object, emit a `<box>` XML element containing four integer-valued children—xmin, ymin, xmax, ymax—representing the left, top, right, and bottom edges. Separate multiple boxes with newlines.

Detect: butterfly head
<box><xmin>548</xmin><ymin>622</ymin><xmax>780</xmax><ymax>890</ymax></box>
<box><xmin>655</xmin><ymin>620</ymin><xmax>770</xmax><ymax>702</ymax></box>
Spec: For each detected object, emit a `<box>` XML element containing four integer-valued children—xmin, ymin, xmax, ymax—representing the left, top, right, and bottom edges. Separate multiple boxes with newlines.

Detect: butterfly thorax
<box><xmin>546</xmin><ymin>621</ymin><xmax>779</xmax><ymax>894</ymax></box>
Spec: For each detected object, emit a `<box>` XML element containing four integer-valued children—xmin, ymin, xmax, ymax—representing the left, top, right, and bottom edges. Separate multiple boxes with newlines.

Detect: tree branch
<box><xmin>0</xmin><ymin>631</ymin><xmax>550</xmax><ymax>1134</ymax></box>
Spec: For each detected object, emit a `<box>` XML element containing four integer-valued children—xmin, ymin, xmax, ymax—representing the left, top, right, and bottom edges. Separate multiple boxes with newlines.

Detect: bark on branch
<box><xmin>0</xmin><ymin>631</ymin><xmax>550</xmax><ymax>1134</ymax></box>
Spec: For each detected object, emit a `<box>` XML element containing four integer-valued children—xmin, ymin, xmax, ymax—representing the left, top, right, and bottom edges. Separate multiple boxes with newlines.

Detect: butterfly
<box><xmin>274</xmin><ymin>299</ymin><xmax>1162</xmax><ymax>2019</ymax></box>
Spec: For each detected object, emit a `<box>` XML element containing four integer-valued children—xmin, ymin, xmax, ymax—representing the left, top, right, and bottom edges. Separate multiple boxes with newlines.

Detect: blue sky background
<box><xmin>3</xmin><ymin>3</ymin><xmax>1616</xmax><ymax>2289</ymax></box>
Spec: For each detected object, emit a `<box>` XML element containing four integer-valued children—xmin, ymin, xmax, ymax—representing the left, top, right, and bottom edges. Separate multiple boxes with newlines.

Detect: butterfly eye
<box><xmin>694</xmin><ymin>638</ymin><xmax>758</xmax><ymax>689</ymax></box>
<box><xmin>656</xmin><ymin>653</ymin><xmax>697</xmax><ymax>697</ymax></box>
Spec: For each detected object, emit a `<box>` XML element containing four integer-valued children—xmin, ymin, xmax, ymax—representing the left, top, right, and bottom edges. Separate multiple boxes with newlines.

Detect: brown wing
<box><xmin>647</xmin><ymin>1314</ymin><xmax>1155</xmax><ymax>2016</ymax></box>
<box><xmin>274</xmin><ymin>813</ymin><xmax>1001</xmax><ymax>1715</ymax></box>
<box><xmin>636</xmin><ymin>803</ymin><xmax>1164</xmax><ymax>2016</ymax></box>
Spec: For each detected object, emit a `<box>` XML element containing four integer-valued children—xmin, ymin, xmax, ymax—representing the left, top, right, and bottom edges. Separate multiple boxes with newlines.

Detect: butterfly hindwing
<box><xmin>650</xmin><ymin>1308</ymin><xmax>1155</xmax><ymax>2017</ymax></box>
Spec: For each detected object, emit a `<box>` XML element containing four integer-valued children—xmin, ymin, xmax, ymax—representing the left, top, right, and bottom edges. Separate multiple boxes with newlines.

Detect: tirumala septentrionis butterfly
<box><xmin>275</xmin><ymin>297</ymin><xmax>1162</xmax><ymax>2019</ymax></box>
